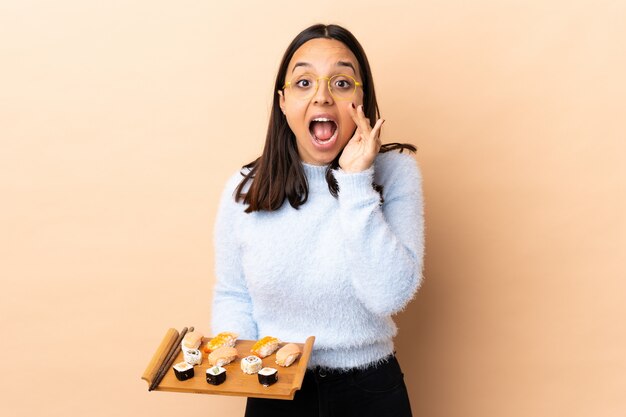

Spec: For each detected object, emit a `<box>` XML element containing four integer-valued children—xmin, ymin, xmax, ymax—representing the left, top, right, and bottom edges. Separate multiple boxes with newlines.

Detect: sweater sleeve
<box><xmin>333</xmin><ymin>153</ymin><xmax>425</xmax><ymax>316</ymax></box>
<box><xmin>210</xmin><ymin>172</ymin><xmax>258</xmax><ymax>339</ymax></box>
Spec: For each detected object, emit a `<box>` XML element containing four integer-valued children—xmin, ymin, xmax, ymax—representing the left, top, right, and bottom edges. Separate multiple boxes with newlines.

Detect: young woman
<box><xmin>211</xmin><ymin>23</ymin><xmax>424</xmax><ymax>417</ymax></box>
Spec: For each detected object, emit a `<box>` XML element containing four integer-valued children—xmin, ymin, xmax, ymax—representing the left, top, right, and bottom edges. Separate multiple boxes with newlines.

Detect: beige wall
<box><xmin>1</xmin><ymin>1</ymin><xmax>624</xmax><ymax>416</ymax></box>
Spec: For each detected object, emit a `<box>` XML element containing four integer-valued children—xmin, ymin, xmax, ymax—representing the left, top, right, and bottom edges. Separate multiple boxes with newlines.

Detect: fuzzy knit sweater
<box><xmin>210</xmin><ymin>150</ymin><xmax>424</xmax><ymax>370</ymax></box>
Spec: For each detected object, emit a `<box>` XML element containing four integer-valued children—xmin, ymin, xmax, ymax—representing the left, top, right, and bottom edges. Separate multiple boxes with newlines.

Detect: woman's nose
<box><xmin>312</xmin><ymin>80</ymin><xmax>334</xmax><ymax>105</ymax></box>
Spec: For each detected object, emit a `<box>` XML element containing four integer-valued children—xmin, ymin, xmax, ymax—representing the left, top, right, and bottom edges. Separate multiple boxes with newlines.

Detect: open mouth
<box><xmin>309</xmin><ymin>119</ymin><xmax>338</xmax><ymax>144</ymax></box>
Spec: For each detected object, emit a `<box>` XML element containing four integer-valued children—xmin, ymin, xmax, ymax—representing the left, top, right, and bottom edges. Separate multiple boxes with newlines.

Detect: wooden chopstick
<box><xmin>149</xmin><ymin>326</ymin><xmax>194</xmax><ymax>391</ymax></box>
<box><xmin>149</xmin><ymin>326</ymin><xmax>193</xmax><ymax>391</ymax></box>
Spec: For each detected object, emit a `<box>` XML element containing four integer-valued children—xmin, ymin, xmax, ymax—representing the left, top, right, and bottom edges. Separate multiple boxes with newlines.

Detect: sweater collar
<box><xmin>301</xmin><ymin>162</ymin><xmax>330</xmax><ymax>188</ymax></box>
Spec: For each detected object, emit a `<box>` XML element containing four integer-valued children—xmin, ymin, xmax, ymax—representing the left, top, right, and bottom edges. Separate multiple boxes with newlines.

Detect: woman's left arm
<box><xmin>334</xmin><ymin>152</ymin><xmax>425</xmax><ymax>317</ymax></box>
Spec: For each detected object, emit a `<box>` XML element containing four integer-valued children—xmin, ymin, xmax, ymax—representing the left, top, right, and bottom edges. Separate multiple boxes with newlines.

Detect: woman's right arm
<box><xmin>210</xmin><ymin>172</ymin><xmax>258</xmax><ymax>339</ymax></box>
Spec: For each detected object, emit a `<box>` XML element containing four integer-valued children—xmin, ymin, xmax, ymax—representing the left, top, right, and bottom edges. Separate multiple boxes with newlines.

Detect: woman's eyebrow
<box><xmin>336</xmin><ymin>60</ymin><xmax>356</xmax><ymax>74</ymax></box>
<box><xmin>291</xmin><ymin>61</ymin><xmax>357</xmax><ymax>74</ymax></box>
<box><xmin>292</xmin><ymin>62</ymin><xmax>312</xmax><ymax>74</ymax></box>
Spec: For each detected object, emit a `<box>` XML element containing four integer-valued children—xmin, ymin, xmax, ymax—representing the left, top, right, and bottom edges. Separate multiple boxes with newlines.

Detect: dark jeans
<box><xmin>244</xmin><ymin>354</ymin><xmax>412</xmax><ymax>417</ymax></box>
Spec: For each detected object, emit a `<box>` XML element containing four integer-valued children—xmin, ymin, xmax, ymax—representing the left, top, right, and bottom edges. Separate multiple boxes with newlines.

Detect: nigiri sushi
<box><xmin>251</xmin><ymin>336</ymin><xmax>280</xmax><ymax>358</ymax></box>
<box><xmin>208</xmin><ymin>346</ymin><xmax>238</xmax><ymax>367</ymax></box>
<box><xmin>181</xmin><ymin>331</ymin><xmax>204</xmax><ymax>350</ymax></box>
<box><xmin>204</xmin><ymin>332</ymin><xmax>238</xmax><ymax>353</ymax></box>
<box><xmin>275</xmin><ymin>343</ymin><xmax>301</xmax><ymax>367</ymax></box>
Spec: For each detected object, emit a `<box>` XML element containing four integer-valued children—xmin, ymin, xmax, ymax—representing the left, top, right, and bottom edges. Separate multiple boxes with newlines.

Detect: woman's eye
<box><xmin>334</xmin><ymin>78</ymin><xmax>354</xmax><ymax>89</ymax></box>
<box><xmin>295</xmin><ymin>79</ymin><xmax>313</xmax><ymax>88</ymax></box>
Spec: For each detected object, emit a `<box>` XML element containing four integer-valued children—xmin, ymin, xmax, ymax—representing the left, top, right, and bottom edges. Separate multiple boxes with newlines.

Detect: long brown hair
<box><xmin>235</xmin><ymin>24</ymin><xmax>416</xmax><ymax>213</ymax></box>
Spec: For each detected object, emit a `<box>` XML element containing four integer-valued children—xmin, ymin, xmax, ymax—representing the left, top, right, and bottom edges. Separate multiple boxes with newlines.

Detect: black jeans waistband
<box><xmin>308</xmin><ymin>353</ymin><xmax>398</xmax><ymax>381</ymax></box>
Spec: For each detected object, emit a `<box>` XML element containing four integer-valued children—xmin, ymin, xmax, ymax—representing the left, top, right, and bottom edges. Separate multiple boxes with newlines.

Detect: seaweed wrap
<box><xmin>172</xmin><ymin>361</ymin><xmax>194</xmax><ymax>381</ymax></box>
<box><xmin>258</xmin><ymin>367</ymin><xmax>278</xmax><ymax>386</ymax></box>
<box><xmin>206</xmin><ymin>366</ymin><xmax>227</xmax><ymax>385</ymax></box>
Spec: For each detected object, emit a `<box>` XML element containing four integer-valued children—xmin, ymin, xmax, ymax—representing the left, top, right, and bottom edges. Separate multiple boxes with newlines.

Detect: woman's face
<box><xmin>278</xmin><ymin>38</ymin><xmax>364</xmax><ymax>166</ymax></box>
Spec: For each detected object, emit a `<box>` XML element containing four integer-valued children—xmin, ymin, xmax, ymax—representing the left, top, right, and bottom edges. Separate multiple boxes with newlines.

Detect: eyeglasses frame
<box><xmin>282</xmin><ymin>73</ymin><xmax>363</xmax><ymax>101</ymax></box>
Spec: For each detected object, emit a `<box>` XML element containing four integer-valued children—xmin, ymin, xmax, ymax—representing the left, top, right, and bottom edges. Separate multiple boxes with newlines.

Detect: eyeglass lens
<box><xmin>289</xmin><ymin>74</ymin><xmax>357</xmax><ymax>100</ymax></box>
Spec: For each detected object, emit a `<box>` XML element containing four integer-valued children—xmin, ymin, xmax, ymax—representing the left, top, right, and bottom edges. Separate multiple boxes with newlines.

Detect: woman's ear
<box><xmin>278</xmin><ymin>90</ymin><xmax>285</xmax><ymax>114</ymax></box>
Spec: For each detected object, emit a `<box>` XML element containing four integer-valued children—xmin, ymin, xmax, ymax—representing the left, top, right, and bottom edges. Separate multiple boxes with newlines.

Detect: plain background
<box><xmin>1</xmin><ymin>0</ymin><xmax>624</xmax><ymax>416</ymax></box>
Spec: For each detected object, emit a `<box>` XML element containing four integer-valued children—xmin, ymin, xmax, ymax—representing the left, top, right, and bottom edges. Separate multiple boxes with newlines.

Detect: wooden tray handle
<box><xmin>289</xmin><ymin>336</ymin><xmax>315</xmax><ymax>397</ymax></box>
<box><xmin>141</xmin><ymin>328</ymin><xmax>179</xmax><ymax>385</ymax></box>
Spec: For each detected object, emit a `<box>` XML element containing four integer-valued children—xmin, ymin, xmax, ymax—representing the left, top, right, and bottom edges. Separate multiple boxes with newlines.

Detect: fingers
<box><xmin>371</xmin><ymin>118</ymin><xmax>385</xmax><ymax>143</ymax></box>
<box><xmin>348</xmin><ymin>102</ymin><xmax>384</xmax><ymax>147</ymax></box>
<box><xmin>348</xmin><ymin>103</ymin><xmax>371</xmax><ymax>136</ymax></box>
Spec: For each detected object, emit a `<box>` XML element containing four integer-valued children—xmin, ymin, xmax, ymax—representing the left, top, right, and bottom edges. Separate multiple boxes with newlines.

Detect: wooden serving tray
<box><xmin>142</xmin><ymin>328</ymin><xmax>315</xmax><ymax>400</ymax></box>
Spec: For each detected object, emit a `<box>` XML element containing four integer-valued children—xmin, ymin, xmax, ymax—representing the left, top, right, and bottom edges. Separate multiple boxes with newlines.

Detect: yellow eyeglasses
<box><xmin>282</xmin><ymin>73</ymin><xmax>363</xmax><ymax>101</ymax></box>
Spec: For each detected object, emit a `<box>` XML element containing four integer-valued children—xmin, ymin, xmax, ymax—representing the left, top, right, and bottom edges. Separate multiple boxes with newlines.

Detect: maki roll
<box><xmin>173</xmin><ymin>361</ymin><xmax>194</xmax><ymax>381</ymax></box>
<box><xmin>241</xmin><ymin>355</ymin><xmax>263</xmax><ymax>374</ymax></box>
<box><xmin>206</xmin><ymin>366</ymin><xmax>227</xmax><ymax>385</ymax></box>
<box><xmin>208</xmin><ymin>346</ymin><xmax>238</xmax><ymax>367</ymax></box>
<box><xmin>258</xmin><ymin>367</ymin><xmax>278</xmax><ymax>387</ymax></box>
<box><xmin>183</xmin><ymin>348</ymin><xmax>202</xmax><ymax>366</ymax></box>
<box><xmin>275</xmin><ymin>343</ymin><xmax>301</xmax><ymax>367</ymax></box>
<box><xmin>251</xmin><ymin>336</ymin><xmax>280</xmax><ymax>358</ymax></box>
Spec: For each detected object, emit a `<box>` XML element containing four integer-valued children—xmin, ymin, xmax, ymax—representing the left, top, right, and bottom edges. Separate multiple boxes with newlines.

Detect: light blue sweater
<box><xmin>211</xmin><ymin>150</ymin><xmax>424</xmax><ymax>370</ymax></box>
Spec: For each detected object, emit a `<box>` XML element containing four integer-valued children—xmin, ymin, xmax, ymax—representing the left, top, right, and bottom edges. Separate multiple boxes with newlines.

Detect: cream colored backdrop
<box><xmin>1</xmin><ymin>0</ymin><xmax>624</xmax><ymax>416</ymax></box>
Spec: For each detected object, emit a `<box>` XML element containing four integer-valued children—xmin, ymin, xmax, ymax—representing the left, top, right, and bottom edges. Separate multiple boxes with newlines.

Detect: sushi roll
<box><xmin>275</xmin><ymin>343</ymin><xmax>301</xmax><ymax>367</ymax></box>
<box><xmin>183</xmin><ymin>348</ymin><xmax>202</xmax><ymax>366</ymax></box>
<box><xmin>258</xmin><ymin>367</ymin><xmax>278</xmax><ymax>387</ymax></box>
<box><xmin>181</xmin><ymin>331</ymin><xmax>204</xmax><ymax>365</ymax></box>
<box><xmin>241</xmin><ymin>355</ymin><xmax>263</xmax><ymax>374</ymax></box>
<box><xmin>208</xmin><ymin>346</ymin><xmax>238</xmax><ymax>367</ymax></box>
<box><xmin>204</xmin><ymin>332</ymin><xmax>238</xmax><ymax>353</ymax></box>
<box><xmin>206</xmin><ymin>366</ymin><xmax>227</xmax><ymax>385</ymax></box>
<box><xmin>172</xmin><ymin>361</ymin><xmax>194</xmax><ymax>381</ymax></box>
<box><xmin>250</xmin><ymin>336</ymin><xmax>280</xmax><ymax>358</ymax></box>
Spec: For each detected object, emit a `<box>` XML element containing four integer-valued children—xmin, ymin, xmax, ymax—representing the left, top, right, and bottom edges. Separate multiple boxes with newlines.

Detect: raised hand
<box><xmin>339</xmin><ymin>103</ymin><xmax>384</xmax><ymax>173</ymax></box>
